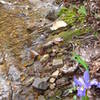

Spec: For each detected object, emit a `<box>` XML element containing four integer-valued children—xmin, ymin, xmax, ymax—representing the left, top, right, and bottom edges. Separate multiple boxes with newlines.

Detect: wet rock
<box><xmin>32</xmin><ymin>77</ymin><xmax>49</xmax><ymax>91</ymax></box>
<box><xmin>30</xmin><ymin>50</ymin><xmax>39</xmax><ymax>61</ymax></box>
<box><xmin>46</xmin><ymin>9</ymin><xmax>58</xmax><ymax>21</ymax></box>
<box><xmin>8</xmin><ymin>65</ymin><xmax>21</xmax><ymax>81</ymax></box>
<box><xmin>51</xmin><ymin>70</ymin><xmax>60</xmax><ymax>77</ymax></box>
<box><xmin>53</xmin><ymin>59</ymin><xmax>63</xmax><ymax>67</ymax></box>
<box><xmin>38</xmin><ymin>95</ymin><xmax>45</xmax><ymax>100</ymax></box>
<box><xmin>50</xmin><ymin>83</ymin><xmax>56</xmax><ymax>90</ymax></box>
<box><xmin>40</xmin><ymin>54</ymin><xmax>49</xmax><ymax>63</ymax></box>
<box><xmin>49</xmin><ymin>77</ymin><xmax>56</xmax><ymax>83</ymax></box>
<box><xmin>23</xmin><ymin>77</ymin><xmax>34</xmax><ymax>86</ymax></box>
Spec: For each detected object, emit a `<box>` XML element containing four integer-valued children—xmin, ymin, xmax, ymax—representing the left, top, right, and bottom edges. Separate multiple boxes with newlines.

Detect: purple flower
<box><xmin>74</xmin><ymin>70</ymin><xmax>100</xmax><ymax>97</ymax></box>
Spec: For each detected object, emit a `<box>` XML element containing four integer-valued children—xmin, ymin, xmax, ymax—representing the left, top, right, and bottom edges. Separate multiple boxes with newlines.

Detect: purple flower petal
<box><xmin>90</xmin><ymin>79</ymin><xmax>98</xmax><ymax>86</ymax></box>
<box><xmin>74</xmin><ymin>76</ymin><xmax>83</xmax><ymax>86</ymax></box>
<box><xmin>83</xmin><ymin>70</ymin><xmax>89</xmax><ymax>84</ymax></box>
<box><xmin>77</xmin><ymin>88</ymin><xmax>86</xmax><ymax>97</ymax></box>
<box><xmin>97</xmin><ymin>83</ymin><xmax>100</xmax><ymax>88</ymax></box>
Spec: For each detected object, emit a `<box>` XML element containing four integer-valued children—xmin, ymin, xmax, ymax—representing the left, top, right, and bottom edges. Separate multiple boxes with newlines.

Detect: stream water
<box><xmin>0</xmin><ymin>0</ymin><xmax>59</xmax><ymax>99</ymax></box>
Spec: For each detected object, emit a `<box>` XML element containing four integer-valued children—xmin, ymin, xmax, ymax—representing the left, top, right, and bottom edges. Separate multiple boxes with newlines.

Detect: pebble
<box><xmin>53</xmin><ymin>59</ymin><xmax>63</xmax><ymax>67</ymax></box>
<box><xmin>32</xmin><ymin>77</ymin><xmax>49</xmax><ymax>91</ymax></box>
<box><xmin>40</xmin><ymin>54</ymin><xmax>49</xmax><ymax>63</ymax></box>
<box><xmin>50</xmin><ymin>83</ymin><xmax>56</xmax><ymax>90</ymax></box>
<box><xmin>51</xmin><ymin>70</ymin><xmax>60</xmax><ymax>78</ymax></box>
<box><xmin>49</xmin><ymin>77</ymin><xmax>56</xmax><ymax>83</ymax></box>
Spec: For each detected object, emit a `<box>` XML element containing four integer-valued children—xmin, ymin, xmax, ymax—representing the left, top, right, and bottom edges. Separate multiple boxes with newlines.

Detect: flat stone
<box><xmin>51</xmin><ymin>70</ymin><xmax>60</xmax><ymax>77</ymax></box>
<box><xmin>53</xmin><ymin>59</ymin><xmax>63</xmax><ymax>67</ymax></box>
<box><xmin>32</xmin><ymin>77</ymin><xmax>49</xmax><ymax>91</ymax></box>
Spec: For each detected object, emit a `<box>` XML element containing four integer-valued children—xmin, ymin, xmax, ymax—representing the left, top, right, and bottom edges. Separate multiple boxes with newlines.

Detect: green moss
<box><xmin>58</xmin><ymin>26</ymin><xmax>91</xmax><ymax>41</ymax></box>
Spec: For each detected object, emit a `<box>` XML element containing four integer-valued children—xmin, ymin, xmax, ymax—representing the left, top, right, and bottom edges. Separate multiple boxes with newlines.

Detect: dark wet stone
<box><xmin>46</xmin><ymin>10</ymin><xmax>58</xmax><ymax>21</ymax></box>
<box><xmin>32</xmin><ymin>77</ymin><xmax>49</xmax><ymax>91</ymax></box>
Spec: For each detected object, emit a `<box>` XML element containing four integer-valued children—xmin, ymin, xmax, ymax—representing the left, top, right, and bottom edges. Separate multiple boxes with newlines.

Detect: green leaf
<box><xmin>72</xmin><ymin>52</ymin><xmax>88</xmax><ymax>70</ymax></box>
<box><xmin>78</xmin><ymin>6</ymin><xmax>87</xmax><ymax>16</ymax></box>
<box><xmin>73</xmin><ymin>95</ymin><xmax>77</xmax><ymax>100</ymax></box>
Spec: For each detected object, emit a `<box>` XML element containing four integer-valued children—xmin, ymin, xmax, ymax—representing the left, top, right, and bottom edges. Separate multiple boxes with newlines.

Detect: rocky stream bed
<box><xmin>0</xmin><ymin>0</ymin><xmax>100</xmax><ymax>100</ymax></box>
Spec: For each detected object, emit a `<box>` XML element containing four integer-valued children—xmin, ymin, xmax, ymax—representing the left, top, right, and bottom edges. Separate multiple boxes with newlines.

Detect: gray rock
<box><xmin>8</xmin><ymin>65</ymin><xmax>21</xmax><ymax>81</ymax></box>
<box><xmin>32</xmin><ymin>77</ymin><xmax>49</xmax><ymax>91</ymax></box>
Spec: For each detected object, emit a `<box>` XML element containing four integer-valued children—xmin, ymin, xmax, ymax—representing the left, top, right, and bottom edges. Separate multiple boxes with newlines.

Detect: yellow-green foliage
<box><xmin>58</xmin><ymin>5</ymin><xmax>87</xmax><ymax>25</ymax></box>
<box><xmin>58</xmin><ymin>7</ymin><xmax>77</xmax><ymax>25</ymax></box>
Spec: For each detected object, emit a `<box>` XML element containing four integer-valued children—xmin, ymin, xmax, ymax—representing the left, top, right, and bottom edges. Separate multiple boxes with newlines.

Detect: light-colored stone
<box><xmin>51</xmin><ymin>70</ymin><xmax>60</xmax><ymax>77</ymax></box>
<box><xmin>49</xmin><ymin>78</ymin><xmax>56</xmax><ymax>83</ymax></box>
<box><xmin>40</xmin><ymin>54</ymin><xmax>49</xmax><ymax>62</ymax></box>
<box><xmin>53</xmin><ymin>59</ymin><xmax>63</xmax><ymax>67</ymax></box>
<box><xmin>50</xmin><ymin>20</ymin><xmax>67</xmax><ymax>30</ymax></box>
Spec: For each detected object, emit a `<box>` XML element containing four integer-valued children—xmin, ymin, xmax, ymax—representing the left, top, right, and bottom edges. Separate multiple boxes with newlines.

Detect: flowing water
<box><xmin>0</xmin><ymin>0</ymin><xmax>58</xmax><ymax>99</ymax></box>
